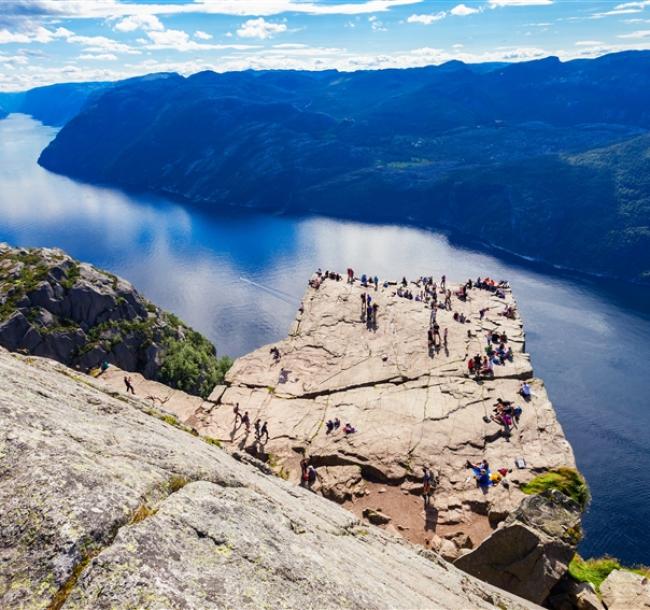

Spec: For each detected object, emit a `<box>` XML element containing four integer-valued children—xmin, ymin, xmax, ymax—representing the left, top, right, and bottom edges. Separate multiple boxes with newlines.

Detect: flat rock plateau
<box><xmin>0</xmin><ymin>346</ymin><xmax>539</xmax><ymax>609</ymax></box>
<box><xmin>105</xmin><ymin>273</ymin><xmax>576</xmax><ymax>557</ymax></box>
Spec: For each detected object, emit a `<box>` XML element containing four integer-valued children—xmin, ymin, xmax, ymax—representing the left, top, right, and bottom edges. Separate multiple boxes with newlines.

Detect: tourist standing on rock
<box><xmin>241</xmin><ymin>411</ymin><xmax>251</xmax><ymax>433</ymax></box>
<box><xmin>432</xmin><ymin>322</ymin><xmax>441</xmax><ymax>346</ymax></box>
<box><xmin>124</xmin><ymin>375</ymin><xmax>135</xmax><ymax>395</ymax></box>
<box><xmin>300</xmin><ymin>458</ymin><xmax>309</xmax><ymax>487</ymax></box>
<box><xmin>347</xmin><ymin>268</ymin><xmax>354</xmax><ymax>283</ymax></box>
<box><xmin>260</xmin><ymin>421</ymin><xmax>269</xmax><ymax>443</ymax></box>
<box><xmin>422</xmin><ymin>467</ymin><xmax>433</xmax><ymax>506</ymax></box>
<box><xmin>361</xmin><ymin>293</ymin><xmax>367</xmax><ymax>319</ymax></box>
<box><xmin>233</xmin><ymin>403</ymin><xmax>242</xmax><ymax>424</ymax></box>
<box><xmin>441</xmin><ymin>275</ymin><xmax>446</xmax><ymax>291</ymax></box>
<box><xmin>254</xmin><ymin>418</ymin><xmax>261</xmax><ymax>439</ymax></box>
<box><xmin>99</xmin><ymin>360</ymin><xmax>109</xmax><ymax>376</ymax></box>
<box><xmin>371</xmin><ymin>302</ymin><xmax>378</xmax><ymax>330</ymax></box>
<box><xmin>307</xmin><ymin>465</ymin><xmax>318</xmax><ymax>489</ymax></box>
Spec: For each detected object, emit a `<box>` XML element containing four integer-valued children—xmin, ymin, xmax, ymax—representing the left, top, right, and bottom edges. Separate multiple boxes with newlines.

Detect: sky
<box><xmin>1</xmin><ymin>0</ymin><xmax>650</xmax><ymax>91</ymax></box>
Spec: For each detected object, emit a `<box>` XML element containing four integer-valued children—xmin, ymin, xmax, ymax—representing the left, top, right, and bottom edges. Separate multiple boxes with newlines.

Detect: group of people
<box><xmin>490</xmin><ymin>398</ymin><xmax>523</xmax><ymax>439</ymax></box>
<box><xmin>233</xmin><ymin>403</ymin><xmax>270</xmax><ymax>443</ymax></box>
<box><xmin>465</xmin><ymin>460</ymin><xmax>510</xmax><ymax>493</ymax></box>
<box><xmin>360</xmin><ymin>292</ymin><xmax>379</xmax><ymax>330</ymax></box>
<box><xmin>326</xmin><ymin>418</ymin><xmax>357</xmax><ymax>435</ymax></box>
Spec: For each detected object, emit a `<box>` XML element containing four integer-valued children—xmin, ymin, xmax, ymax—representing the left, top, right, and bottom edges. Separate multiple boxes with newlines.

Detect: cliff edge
<box><xmin>0</xmin><ymin>346</ymin><xmax>538</xmax><ymax>610</ymax></box>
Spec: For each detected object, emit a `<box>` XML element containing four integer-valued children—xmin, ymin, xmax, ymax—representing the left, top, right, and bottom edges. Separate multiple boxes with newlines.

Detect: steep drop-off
<box><xmin>0</xmin><ymin>244</ymin><xmax>230</xmax><ymax>397</ymax></box>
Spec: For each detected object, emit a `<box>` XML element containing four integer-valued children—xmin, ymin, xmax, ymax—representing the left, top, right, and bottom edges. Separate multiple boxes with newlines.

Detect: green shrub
<box><xmin>521</xmin><ymin>467</ymin><xmax>590</xmax><ymax>509</ymax></box>
<box><xmin>569</xmin><ymin>555</ymin><xmax>650</xmax><ymax>592</ymax></box>
<box><xmin>159</xmin><ymin>332</ymin><xmax>232</xmax><ymax>399</ymax></box>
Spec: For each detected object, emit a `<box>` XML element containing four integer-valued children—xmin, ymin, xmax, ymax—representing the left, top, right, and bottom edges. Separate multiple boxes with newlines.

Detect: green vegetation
<box><xmin>0</xmin><ymin>249</ymin><xmax>51</xmax><ymax>321</ymax></box>
<box><xmin>130</xmin><ymin>503</ymin><xmax>157</xmax><ymax>524</ymax></box>
<box><xmin>203</xmin><ymin>436</ymin><xmax>222</xmax><ymax>448</ymax></box>
<box><xmin>60</xmin><ymin>263</ymin><xmax>80</xmax><ymax>290</ymax></box>
<box><xmin>569</xmin><ymin>554</ymin><xmax>650</xmax><ymax>592</ymax></box>
<box><xmin>167</xmin><ymin>475</ymin><xmax>189</xmax><ymax>494</ymax></box>
<box><xmin>521</xmin><ymin>467</ymin><xmax>590</xmax><ymax>510</ymax></box>
<box><xmin>159</xmin><ymin>328</ymin><xmax>232</xmax><ymax>399</ymax></box>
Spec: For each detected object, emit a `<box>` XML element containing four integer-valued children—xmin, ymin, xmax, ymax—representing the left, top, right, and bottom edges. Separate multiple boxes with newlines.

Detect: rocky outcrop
<box><xmin>600</xmin><ymin>569</ymin><xmax>650</xmax><ymax>610</ymax></box>
<box><xmin>171</xmin><ymin>274</ymin><xmax>574</xmax><ymax>556</ymax></box>
<box><xmin>455</xmin><ymin>491</ymin><xmax>582</xmax><ymax>604</ymax></box>
<box><xmin>0</xmin><ymin>347</ymin><xmax>539</xmax><ymax>609</ymax></box>
<box><xmin>0</xmin><ymin>244</ymin><xmax>228</xmax><ymax>396</ymax></box>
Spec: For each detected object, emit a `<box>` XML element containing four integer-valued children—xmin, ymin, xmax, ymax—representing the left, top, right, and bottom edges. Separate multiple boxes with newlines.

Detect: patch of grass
<box><xmin>168</xmin><ymin>475</ymin><xmax>189</xmax><ymax>494</ymax></box>
<box><xmin>46</xmin><ymin>549</ymin><xmax>98</xmax><ymax>610</ymax></box>
<box><xmin>130</xmin><ymin>503</ymin><xmax>158</xmax><ymax>524</ymax></box>
<box><xmin>521</xmin><ymin>467</ymin><xmax>590</xmax><ymax>509</ymax></box>
<box><xmin>568</xmin><ymin>555</ymin><xmax>650</xmax><ymax>592</ymax></box>
<box><xmin>203</xmin><ymin>436</ymin><xmax>222</xmax><ymax>448</ymax></box>
<box><xmin>160</xmin><ymin>414</ymin><xmax>180</xmax><ymax>427</ymax></box>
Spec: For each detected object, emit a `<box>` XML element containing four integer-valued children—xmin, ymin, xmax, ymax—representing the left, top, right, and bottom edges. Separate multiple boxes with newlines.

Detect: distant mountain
<box><xmin>38</xmin><ymin>51</ymin><xmax>650</xmax><ymax>282</ymax></box>
<box><xmin>0</xmin><ymin>81</ymin><xmax>111</xmax><ymax>126</ymax></box>
<box><xmin>0</xmin><ymin>106</ymin><xmax>7</xmax><ymax>120</ymax></box>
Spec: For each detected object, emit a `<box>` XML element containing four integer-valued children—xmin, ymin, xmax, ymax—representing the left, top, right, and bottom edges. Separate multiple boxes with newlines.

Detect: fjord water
<box><xmin>2</xmin><ymin>114</ymin><xmax>648</xmax><ymax>565</ymax></box>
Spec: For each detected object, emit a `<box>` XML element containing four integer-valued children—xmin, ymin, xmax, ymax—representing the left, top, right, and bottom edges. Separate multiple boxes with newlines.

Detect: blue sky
<box><xmin>1</xmin><ymin>0</ymin><xmax>650</xmax><ymax>90</ymax></box>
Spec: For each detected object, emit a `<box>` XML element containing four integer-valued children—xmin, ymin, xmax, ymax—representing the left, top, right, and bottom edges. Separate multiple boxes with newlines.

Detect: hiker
<box><xmin>300</xmin><ymin>458</ymin><xmax>309</xmax><ymax>487</ymax></box>
<box><xmin>422</xmin><ymin>466</ymin><xmax>434</xmax><ymax>506</ymax></box>
<box><xmin>99</xmin><ymin>360</ymin><xmax>109</xmax><ymax>376</ymax></box>
<box><xmin>432</xmin><ymin>322</ymin><xmax>441</xmax><ymax>346</ymax></box>
<box><xmin>344</xmin><ymin>423</ymin><xmax>356</xmax><ymax>434</ymax></box>
<box><xmin>373</xmin><ymin>275</ymin><xmax>379</xmax><ymax>290</ymax></box>
<box><xmin>124</xmin><ymin>375</ymin><xmax>135</xmax><ymax>395</ymax></box>
<box><xmin>254</xmin><ymin>418</ymin><xmax>261</xmax><ymax>439</ymax></box>
<box><xmin>278</xmin><ymin>368</ymin><xmax>289</xmax><ymax>384</ymax></box>
<box><xmin>326</xmin><ymin>419</ymin><xmax>334</xmax><ymax>434</ymax></box>
<box><xmin>307</xmin><ymin>465</ymin><xmax>318</xmax><ymax>488</ymax></box>
<box><xmin>361</xmin><ymin>273</ymin><xmax>368</xmax><ymax>287</ymax></box>
<box><xmin>233</xmin><ymin>402</ymin><xmax>242</xmax><ymax>424</ymax></box>
<box><xmin>428</xmin><ymin>328</ymin><xmax>435</xmax><ymax>356</ymax></box>
<box><xmin>371</xmin><ymin>302</ymin><xmax>378</xmax><ymax>329</ymax></box>
<box><xmin>260</xmin><ymin>421</ymin><xmax>269</xmax><ymax>443</ymax></box>
<box><xmin>347</xmin><ymin>268</ymin><xmax>354</xmax><ymax>283</ymax></box>
<box><xmin>361</xmin><ymin>293</ymin><xmax>367</xmax><ymax>319</ymax></box>
<box><xmin>333</xmin><ymin>417</ymin><xmax>341</xmax><ymax>430</ymax></box>
<box><xmin>440</xmin><ymin>274</ymin><xmax>446</xmax><ymax>291</ymax></box>
<box><xmin>519</xmin><ymin>381</ymin><xmax>532</xmax><ymax>400</ymax></box>
<box><xmin>270</xmin><ymin>346</ymin><xmax>281</xmax><ymax>363</ymax></box>
<box><xmin>241</xmin><ymin>411</ymin><xmax>251</xmax><ymax>433</ymax></box>
<box><xmin>443</xmin><ymin>327</ymin><xmax>448</xmax><ymax>347</ymax></box>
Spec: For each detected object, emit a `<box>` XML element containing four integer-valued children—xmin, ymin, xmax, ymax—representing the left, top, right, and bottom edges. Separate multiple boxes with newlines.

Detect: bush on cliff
<box><xmin>569</xmin><ymin>554</ymin><xmax>650</xmax><ymax>592</ymax></box>
<box><xmin>521</xmin><ymin>467</ymin><xmax>590</xmax><ymax>510</ymax></box>
<box><xmin>159</xmin><ymin>330</ymin><xmax>232</xmax><ymax>399</ymax></box>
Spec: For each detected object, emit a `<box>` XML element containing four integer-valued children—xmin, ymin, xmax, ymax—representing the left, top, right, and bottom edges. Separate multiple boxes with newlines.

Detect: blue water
<box><xmin>1</xmin><ymin>114</ymin><xmax>649</xmax><ymax>565</ymax></box>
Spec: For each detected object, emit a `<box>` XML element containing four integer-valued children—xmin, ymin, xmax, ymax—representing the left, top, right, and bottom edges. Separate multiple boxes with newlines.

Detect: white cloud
<box><xmin>236</xmin><ymin>18</ymin><xmax>287</xmax><ymax>39</ymax></box>
<box><xmin>0</xmin><ymin>0</ymin><xmax>426</xmax><ymax>19</ymax></box>
<box><xmin>369</xmin><ymin>15</ymin><xmax>387</xmax><ymax>30</ymax></box>
<box><xmin>452</xmin><ymin>43</ymin><xmax>464</xmax><ymax>48</ymax></box>
<box><xmin>0</xmin><ymin>25</ymin><xmax>69</xmax><ymax>45</ymax></box>
<box><xmin>194</xmin><ymin>30</ymin><xmax>213</xmax><ymax>40</ymax></box>
<box><xmin>145</xmin><ymin>28</ymin><xmax>255</xmax><ymax>51</ymax></box>
<box><xmin>114</xmin><ymin>14</ymin><xmax>164</xmax><ymax>33</ymax></box>
<box><xmin>450</xmin><ymin>4</ymin><xmax>480</xmax><ymax>16</ymax></box>
<box><xmin>618</xmin><ymin>28</ymin><xmax>650</xmax><ymax>38</ymax></box>
<box><xmin>79</xmin><ymin>53</ymin><xmax>118</xmax><ymax>60</ymax></box>
<box><xmin>575</xmin><ymin>40</ymin><xmax>603</xmax><ymax>46</ymax></box>
<box><xmin>489</xmin><ymin>0</ymin><xmax>553</xmax><ymax>6</ymax></box>
<box><xmin>407</xmin><ymin>12</ymin><xmax>447</xmax><ymax>24</ymax></box>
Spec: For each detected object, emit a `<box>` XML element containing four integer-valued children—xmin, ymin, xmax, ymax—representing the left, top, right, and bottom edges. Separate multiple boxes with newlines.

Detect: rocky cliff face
<box><xmin>0</xmin><ymin>244</ymin><xmax>228</xmax><ymax>397</ymax></box>
<box><xmin>151</xmin><ymin>274</ymin><xmax>576</xmax><ymax>569</ymax></box>
<box><xmin>0</xmin><ymin>346</ymin><xmax>539</xmax><ymax>609</ymax></box>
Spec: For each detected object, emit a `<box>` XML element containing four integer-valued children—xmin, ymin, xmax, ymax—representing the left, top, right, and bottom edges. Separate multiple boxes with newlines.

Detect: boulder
<box><xmin>600</xmin><ymin>569</ymin><xmax>650</xmax><ymax>610</ymax></box>
<box><xmin>363</xmin><ymin>508</ymin><xmax>392</xmax><ymax>525</ymax></box>
<box><xmin>455</xmin><ymin>491</ymin><xmax>581</xmax><ymax>604</ymax></box>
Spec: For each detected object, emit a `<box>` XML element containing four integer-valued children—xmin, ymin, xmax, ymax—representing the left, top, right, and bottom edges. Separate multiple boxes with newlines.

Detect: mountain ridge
<box><xmin>36</xmin><ymin>50</ymin><xmax>650</xmax><ymax>282</ymax></box>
